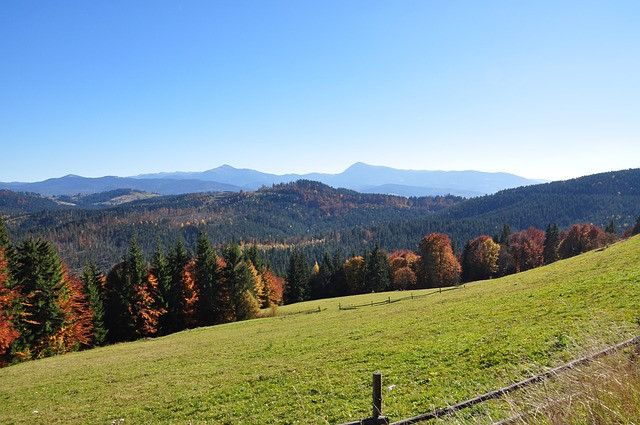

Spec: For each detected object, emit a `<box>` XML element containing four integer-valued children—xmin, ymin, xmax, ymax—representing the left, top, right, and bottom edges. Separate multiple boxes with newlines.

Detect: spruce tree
<box><xmin>165</xmin><ymin>238</ymin><xmax>190</xmax><ymax>333</ymax></box>
<box><xmin>9</xmin><ymin>238</ymin><xmax>67</xmax><ymax>358</ymax></box>
<box><xmin>223</xmin><ymin>243</ymin><xmax>259</xmax><ymax>320</ymax></box>
<box><xmin>365</xmin><ymin>245</ymin><xmax>390</xmax><ymax>292</ymax></box>
<box><xmin>499</xmin><ymin>224</ymin><xmax>512</xmax><ymax>246</ymax></box>
<box><xmin>284</xmin><ymin>250</ymin><xmax>309</xmax><ymax>304</ymax></box>
<box><xmin>150</xmin><ymin>241</ymin><xmax>171</xmax><ymax>335</ymax></box>
<box><xmin>194</xmin><ymin>232</ymin><xmax>224</xmax><ymax>326</ymax></box>
<box><xmin>543</xmin><ymin>223</ymin><xmax>560</xmax><ymax>265</ymax></box>
<box><xmin>605</xmin><ymin>220</ymin><xmax>617</xmax><ymax>235</ymax></box>
<box><xmin>81</xmin><ymin>262</ymin><xmax>107</xmax><ymax>346</ymax></box>
<box><xmin>125</xmin><ymin>234</ymin><xmax>148</xmax><ymax>335</ymax></box>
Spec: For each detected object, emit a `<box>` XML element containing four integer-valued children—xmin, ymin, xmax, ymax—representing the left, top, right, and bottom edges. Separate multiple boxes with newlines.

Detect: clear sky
<box><xmin>1</xmin><ymin>1</ymin><xmax>639</xmax><ymax>182</ymax></box>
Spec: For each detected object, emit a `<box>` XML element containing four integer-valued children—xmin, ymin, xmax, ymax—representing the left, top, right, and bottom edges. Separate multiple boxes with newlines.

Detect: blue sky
<box><xmin>1</xmin><ymin>1</ymin><xmax>639</xmax><ymax>182</ymax></box>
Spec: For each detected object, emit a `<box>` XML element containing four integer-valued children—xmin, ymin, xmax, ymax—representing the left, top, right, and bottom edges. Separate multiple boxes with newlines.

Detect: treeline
<box><xmin>2</xmin><ymin>211</ymin><xmax>639</xmax><ymax>367</ymax></box>
<box><xmin>282</xmin><ymin>217</ymin><xmax>640</xmax><ymax>303</ymax></box>
<box><xmin>0</xmin><ymin>214</ymin><xmax>283</xmax><ymax>366</ymax></box>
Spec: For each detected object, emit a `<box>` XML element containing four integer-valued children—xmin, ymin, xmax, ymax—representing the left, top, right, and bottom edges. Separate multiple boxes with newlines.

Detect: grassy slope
<box><xmin>1</xmin><ymin>237</ymin><xmax>639</xmax><ymax>425</ymax></box>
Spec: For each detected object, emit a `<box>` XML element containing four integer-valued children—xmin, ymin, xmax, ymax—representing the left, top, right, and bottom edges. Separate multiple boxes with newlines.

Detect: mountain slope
<box><xmin>1</xmin><ymin>236</ymin><xmax>638</xmax><ymax>424</ymax></box>
<box><xmin>0</xmin><ymin>175</ymin><xmax>240</xmax><ymax>196</ymax></box>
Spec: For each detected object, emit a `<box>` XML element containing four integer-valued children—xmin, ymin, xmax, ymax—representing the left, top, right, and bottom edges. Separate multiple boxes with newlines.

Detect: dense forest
<box><xmin>1</xmin><ymin>169</ymin><xmax>639</xmax><ymax>275</ymax></box>
<box><xmin>2</xmin><ymin>207</ymin><xmax>639</xmax><ymax>367</ymax></box>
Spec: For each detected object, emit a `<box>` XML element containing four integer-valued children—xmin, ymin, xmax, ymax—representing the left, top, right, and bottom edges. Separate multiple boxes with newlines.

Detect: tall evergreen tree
<box><xmin>194</xmin><ymin>232</ymin><xmax>224</xmax><ymax>326</ymax></box>
<box><xmin>150</xmin><ymin>241</ymin><xmax>171</xmax><ymax>335</ymax></box>
<box><xmin>124</xmin><ymin>234</ymin><xmax>149</xmax><ymax>335</ymax></box>
<box><xmin>543</xmin><ymin>223</ymin><xmax>560</xmax><ymax>265</ymax></box>
<box><xmin>365</xmin><ymin>245</ymin><xmax>391</xmax><ymax>292</ymax></box>
<box><xmin>499</xmin><ymin>224</ymin><xmax>512</xmax><ymax>246</ymax></box>
<box><xmin>310</xmin><ymin>251</ymin><xmax>334</xmax><ymax>299</ymax></box>
<box><xmin>284</xmin><ymin>250</ymin><xmax>310</xmax><ymax>304</ymax></box>
<box><xmin>8</xmin><ymin>238</ymin><xmax>68</xmax><ymax>359</ymax></box>
<box><xmin>164</xmin><ymin>238</ymin><xmax>190</xmax><ymax>333</ymax></box>
<box><xmin>605</xmin><ymin>220</ymin><xmax>617</xmax><ymax>235</ymax></box>
<box><xmin>223</xmin><ymin>243</ymin><xmax>259</xmax><ymax>320</ymax></box>
<box><xmin>81</xmin><ymin>262</ymin><xmax>107</xmax><ymax>346</ymax></box>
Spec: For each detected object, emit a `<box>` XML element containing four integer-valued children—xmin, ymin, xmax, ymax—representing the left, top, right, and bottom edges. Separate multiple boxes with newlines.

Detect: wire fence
<box><xmin>337</xmin><ymin>335</ymin><xmax>640</xmax><ymax>425</ymax></box>
<box><xmin>338</xmin><ymin>286</ymin><xmax>462</xmax><ymax>311</ymax></box>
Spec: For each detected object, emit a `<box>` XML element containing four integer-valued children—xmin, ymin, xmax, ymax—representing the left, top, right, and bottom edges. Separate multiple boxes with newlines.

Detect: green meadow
<box><xmin>1</xmin><ymin>237</ymin><xmax>639</xmax><ymax>424</ymax></box>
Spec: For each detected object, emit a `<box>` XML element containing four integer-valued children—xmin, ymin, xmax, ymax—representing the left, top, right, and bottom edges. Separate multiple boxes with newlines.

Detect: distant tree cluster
<box><xmin>283</xmin><ymin>218</ymin><xmax>635</xmax><ymax>303</ymax></box>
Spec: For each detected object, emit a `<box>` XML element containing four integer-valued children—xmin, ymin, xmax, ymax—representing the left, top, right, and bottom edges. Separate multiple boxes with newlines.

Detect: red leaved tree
<box><xmin>57</xmin><ymin>268</ymin><xmax>94</xmax><ymax>351</ymax></box>
<box><xmin>558</xmin><ymin>224</ymin><xmax>605</xmax><ymax>259</ymax></box>
<box><xmin>509</xmin><ymin>227</ymin><xmax>545</xmax><ymax>273</ymax></box>
<box><xmin>0</xmin><ymin>246</ymin><xmax>19</xmax><ymax>364</ymax></box>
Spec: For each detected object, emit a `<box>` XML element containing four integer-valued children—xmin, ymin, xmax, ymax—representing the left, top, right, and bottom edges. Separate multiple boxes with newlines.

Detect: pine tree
<box><xmin>365</xmin><ymin>245</ymin><xmax>390</xmax><ymax>292</ymax></box>
<box><xmin>81</xmin><ymin>262</ymin><xmax>107</xmax><ymax>346</ymax></box>
<box><xmin>284</xmin><ymin>250</ymin><xmax>310</xmax><ymax>304</ymax></box>
<box><xmin>8</xmin><ymin>238</ymin><xmax>68</xmax><ymax>359</ymax></box>
<box><xmin>223</xmin><ymin>244</ymin><xmax>260</xmax><ymax>320</ymax></box>
<box><xmin>499</xmin><ymin>224</ymin><xmax>512</xmax><ymax>246</ymax></box>
<box><xmin>605</xmin><ymin>220</ymin><xmax>617</xmax><ymax>235</ymax></box>
<box><xmin>150</xmin><ymin>241</ymin><xmax>171</xmax><ymax>335</ymax></box>
<box><xmin>124</xmin><ymin>234</ymin><xmax>152</xmax><ymax>336</ymax></box>
<box><xmin>164</xmin><ymin>238</ymin><xmax>190</xmax><ymax>333</ymax></box>
<box><xmin>194</xmin><ymin>232</ymin><xmax>223</xmax><ymax>326</ymax></box>
<box><xmin>542</xmin><ymin>224</ymin><xmax>560</xmax><ymax>265</ymax></box>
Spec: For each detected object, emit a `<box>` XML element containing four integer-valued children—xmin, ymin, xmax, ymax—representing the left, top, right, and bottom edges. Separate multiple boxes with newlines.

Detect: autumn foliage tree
<box><xmin>58</xmin><ymin>269</ymin><xmax>94</xmax><ymax>350</ymax></box>
<box><xmin>509</xmin><ymin>227</ymin><xmax>545</xmax><ymax>273</ymax></box>
<box><xmin>417</xmin><ymin>233</ymin><xmax>461</xmax><ymax>288</ymax></box>
<box><xmin>388</xmin><ymin>250</ymin><xmax>418</xmax><ymax>290</ymax></box>
<box><xmin>558</xmin><ymin>224</ymin><xmax>605</xmax><ymax>259</ymax></box>
<box><xmin>0</xmin><ymin>216</ymin><xmax>18</xmax><ymax>365</ymax></box>
<box><xmin>461</xmin><ymin>236</ymin><xmax>499</xmax><ymax>282</ymax></box>
<box><xmin>343</xmin><ymin>256</ymin><xmax>366</xmax><ymax>295</ymax></box>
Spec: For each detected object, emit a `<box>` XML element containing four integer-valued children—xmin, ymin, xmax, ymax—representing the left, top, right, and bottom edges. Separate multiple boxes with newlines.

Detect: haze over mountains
<box><xmin>0</xmin><ymin>162</ymin><xmax>544</xmax><ymax>197</ymax></box>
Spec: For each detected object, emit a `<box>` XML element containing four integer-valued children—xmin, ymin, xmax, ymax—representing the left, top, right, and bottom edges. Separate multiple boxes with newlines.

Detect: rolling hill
<box><xmin>1</xmin><ymin>169</ymin><xmax>639</xmax><ymax>273</ymax></box>
<box><xmin>1</xmin><ymin>235</ymin><xmax>638</xmax><ymax>424</ymax></box>
<box><xmin>1</xmin><ymin>181</ymin><xmax>461</xmax><ymax>271</ymax></box>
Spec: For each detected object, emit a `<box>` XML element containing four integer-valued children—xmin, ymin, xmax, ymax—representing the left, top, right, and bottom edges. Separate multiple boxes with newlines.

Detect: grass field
<box><xmin>1</xmin><ymin>237</ymin><xmax>639</xmax><ymax>424</ymax></box>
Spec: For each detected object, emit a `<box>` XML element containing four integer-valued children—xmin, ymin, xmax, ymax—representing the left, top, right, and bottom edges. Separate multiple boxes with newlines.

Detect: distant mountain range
<box><xmin>0</xmin><ymin>163</ymin><xmax>544</xmax><ymax>197</ymax></box>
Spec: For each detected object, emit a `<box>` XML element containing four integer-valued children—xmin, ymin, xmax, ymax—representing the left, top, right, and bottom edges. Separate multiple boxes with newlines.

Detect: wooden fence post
<box><xmin>372</xmin><ymin>371</ymin><xmax>382</xmax><ymax>418</ymax></box>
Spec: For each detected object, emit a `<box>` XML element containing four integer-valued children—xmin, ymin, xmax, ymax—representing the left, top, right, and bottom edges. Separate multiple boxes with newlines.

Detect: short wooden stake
<box><xmin>372</xmin><ymin>371</ymin><xmax>382</xmax><ymax>418</ymax></box>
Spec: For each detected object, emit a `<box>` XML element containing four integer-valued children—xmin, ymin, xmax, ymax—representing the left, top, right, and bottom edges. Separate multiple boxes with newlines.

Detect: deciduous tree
<box><xmin>417</xmin><ymin>233</ymin><xmax>461</xmax><ymax>288</ymax></box>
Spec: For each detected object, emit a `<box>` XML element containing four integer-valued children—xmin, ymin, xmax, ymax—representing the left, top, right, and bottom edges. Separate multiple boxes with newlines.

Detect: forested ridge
<box><xmin>2</xmin><ymin>181</ymin><xmax>460</xmax><ymax>272</ymax></box>
<box><xmin>1</xmin><ymin>169</ymin><xmax>640</xmax><ymax>274</ymax></box>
